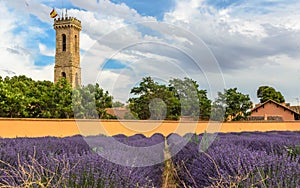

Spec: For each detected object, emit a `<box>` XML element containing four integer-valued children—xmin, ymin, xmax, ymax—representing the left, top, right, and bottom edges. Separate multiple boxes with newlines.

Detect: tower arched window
<box><xmin>75</xmin><ymin>35</ymin><xmax>78</xmax><ymax>53</ymax></box>
<box><xmin>62</xmin><ymin>34</ymin><xmax>66</xmax><ymax>51</ymax></box>
<box><xmin>62</xmin><ymin>72</ymin><xmax>66</xmax><ymax>78</ymax></box>
<box><xmin>75</xmin><ymin>73</ymin><xmax>79</xmax><ymax>87</ymax></box>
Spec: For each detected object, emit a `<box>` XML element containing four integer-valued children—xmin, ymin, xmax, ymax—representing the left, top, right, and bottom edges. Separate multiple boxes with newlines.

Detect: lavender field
<box><xmin>0</xmin><ymin>134</ymin><xmax>165</xmax><ymax>187</ymax></box>
<box><xmin>0</xmin><ymin>131</ymin><xmax>299</xmax><ymax>187</ymax></box>
<box><xmin>168</xmin><ymin>131</ymin><xmax>300</xmax><ymax>187</ymax></box>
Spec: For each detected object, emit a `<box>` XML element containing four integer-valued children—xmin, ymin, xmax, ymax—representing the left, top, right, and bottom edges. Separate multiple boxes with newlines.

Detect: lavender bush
<box><xmin>0</xmin><ymin>134</ymin><xmax>165</xmax><ymax>187</ymax></box>
<box><xmin>0</xmin><ymin>131</ymin><xmax>299</xmax><ymax>187</ymax></box>
<box><xmin>168</xmin><ymin>131</ymin><xmax>300</xmax><ymax>187</ymax></box>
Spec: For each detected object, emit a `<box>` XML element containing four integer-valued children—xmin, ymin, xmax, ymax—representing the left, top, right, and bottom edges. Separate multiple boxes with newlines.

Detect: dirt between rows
<box><xmin>0</xmin><ymin>119</ymin><xmax>299</xmax><ymax>138</ymax></box>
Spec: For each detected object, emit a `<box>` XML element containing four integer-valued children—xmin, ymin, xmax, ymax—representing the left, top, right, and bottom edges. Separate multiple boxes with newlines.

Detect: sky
<box><xmin>1</xmin><ymin>0</ymin><xmax>300</xmax><ymax>105</ymax></box>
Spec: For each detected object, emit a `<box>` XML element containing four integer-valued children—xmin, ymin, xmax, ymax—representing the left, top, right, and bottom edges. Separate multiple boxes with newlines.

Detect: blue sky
<box><xmin>1</xmin><ymin>0</ymin><xmax>300</xmax><ymax>104</ymax></box>
<box><xmin>110</xmin><ymin>0</ymin><xmax>175</xmax><ymax>20</ymax></box>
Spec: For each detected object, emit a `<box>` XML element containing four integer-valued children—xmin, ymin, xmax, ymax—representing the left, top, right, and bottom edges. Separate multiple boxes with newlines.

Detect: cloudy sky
<box><xmin>1</xmin><ymin>0</ymin><xmax>300</xmax><ymax>105</ymax></box>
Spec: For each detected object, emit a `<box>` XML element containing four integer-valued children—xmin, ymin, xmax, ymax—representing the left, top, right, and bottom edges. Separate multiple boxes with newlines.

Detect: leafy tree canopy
<box><xmin>0</xmin><ymin>75</ymin><xmax>113</xmax><ymax>119</ymax></box>
<box><xmin>257</xmin><ymin>86</ymin><xmax>285</xmax><ymax>103</ymax></box>
<box><xmin>169</xmin><ymin>77</ymin><xmax>211</xmax><ymax>120</ymax></box>
<box><xmin>129</xmin><ymin>77</ymin><xmax>179</xmax><ymax>120</ymax></box>
<box><xmin>212</xmin><ymin>88</ymin><xmax>252</xmax><ymax>121</ymax></box>
<box><xmin>112</xmin><ymin>101</ymin><xmax>125</xmax><ymax>108</ymax></box>
<box><xmin>128</xmin><ymin>77</ymin><xmax>211</xmax><ymax>120</ymax></box>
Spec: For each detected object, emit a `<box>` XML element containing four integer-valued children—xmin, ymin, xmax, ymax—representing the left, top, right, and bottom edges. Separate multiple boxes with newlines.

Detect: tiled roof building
<box><xmin>250</xmin><ymin>99</ymin><xmax>300</xmax><ymax>121</ymax></box>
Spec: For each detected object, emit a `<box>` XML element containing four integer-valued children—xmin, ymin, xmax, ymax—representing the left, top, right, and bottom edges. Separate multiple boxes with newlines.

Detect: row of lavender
<box><xmin>0</xmin><ymin>134</ymin><xmax>165</xmax><ymax>187</ymax></box>
<box><xmin>168</xmin><ymin>131</ymin><xmax>300</xmax><ymax>187</ymax></box>
<box><xmin>1</xmin><ymin>131</ymin><xmax>299</xmax><ymax>187</ymax></box>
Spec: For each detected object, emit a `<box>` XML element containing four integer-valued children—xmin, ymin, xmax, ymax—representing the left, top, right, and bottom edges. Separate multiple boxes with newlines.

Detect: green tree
<box><xmin>73</xmin><ymin>84</ymin><xmax>113</xmax><ymax>119</ymax></box>
<box><xmin>112</xmin><ymin>101</ymin><xmax>125</xmax><ymax>108</ymax></box>
<box><xmin>213</xmin><ymin>88</ymin><xmax>252</xmax><ymax>121</ymax></box>
<box><xmin>0</xmin><ymin>75</ymin><xmax>113</xmax><ymax>119</ymax></box>
<box><xmin>169</xmin><ymin>77</ymin><xmax>211</xmax><ymax>120</ymax></box>
<box><xmin>0</xmin><ymin>76</ymin><xmax>64</xmax><ymax>118</ymax></box>
<box><xmin>0</xmin><ymin>81</ymin><xmax>27</xmax><ymax>117</ymax></box>
<box><xmin>73</xmin><ymin>85</ymin><xmax>98</xmax><ymax>119</ymax></box>
<box><xmin>52</xmin><ymin>78</ymin><xmax>73</xmax><ymax>118</ymax></box>
<box><xmin>129</xmin><ymin>77</ymin><xmax>180</xmax><ymax>120</ymax></box>
<box><xmin>26</xmin><ymin>80</ymin><xmax>55</xmax><ymax>118</ymax></box>
<box><xmin>257</xmin><ymin>86</ymin><xmax>285</xmax><ymax>103</ymax></box>
<box><xmin>0</xmin><ymin>76</ymin><xmax>35</xmax><ymax>117</ymax></box>
<box><xmin>94</xmin><ymin>83</ymin><xmax>113</xmax><ymax>119</ymax></box>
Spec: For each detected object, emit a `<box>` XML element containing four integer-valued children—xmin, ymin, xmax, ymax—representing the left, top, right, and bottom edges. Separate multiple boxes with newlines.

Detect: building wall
<box><xmin>251</xmin><ymin>102</ymin><xmax>295</xmax><ymax>121</ymax></box>
<box><xmin>0</xmin><ymin>119</ymin><xmax>299</xmax><ymax>138</ymax></box>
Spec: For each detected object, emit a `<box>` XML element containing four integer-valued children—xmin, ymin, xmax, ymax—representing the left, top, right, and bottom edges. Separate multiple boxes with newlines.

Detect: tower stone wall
<box><xmin>54</xmin><ymin>17</ymin><xmax>81</xmax><ymax>88</ymax></box>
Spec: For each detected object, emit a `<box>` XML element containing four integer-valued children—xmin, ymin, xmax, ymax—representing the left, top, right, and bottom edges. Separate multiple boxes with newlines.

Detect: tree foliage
<box><xmin>257</xmin><ymin>86</ymin><xmax>285</xmax><ymax>103</ymax></box>
<box><xmin>73</xmin><ymin>84</ymin><xmax>113</xmax><ymax>119</ymax></box>
<box><xmin>128</xmin><ymin>77</ymin><xmax>211</xmax><ymax>120</ymax></box>
<box><xmin>129</xmin><ymin>77</ymin><xmax>179</xmax><ymax>120</ymax></box>
<box><xmin>212</xmin><ymin>88</ymin><xmax>252</xmax><ymax>121</ymax></box>
<box><xmin>0</xmin><ymin>75</ymin><xmax>113</xmax><ymax>119</ymax></box>
<box><xmin>112</xmin><ymin>101</ymin><xmax>125</xmax><ymax>108</ymax></box>
<box><xmin>169</xmin><ymin>77</ymin><xmax>211</xmax><ymax>120</ymax></box>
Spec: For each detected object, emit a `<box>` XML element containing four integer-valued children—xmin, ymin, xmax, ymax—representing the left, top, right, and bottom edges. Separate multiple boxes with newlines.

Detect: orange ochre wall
<box><xmin>251</xmin><ymin>102</ymin><xmax>295</xmax><ymax>121</ymax></box>
<box><xmin>0</xmin><ymin>119</ymin><xmax>299</xmax><ymax>138</ymax></box>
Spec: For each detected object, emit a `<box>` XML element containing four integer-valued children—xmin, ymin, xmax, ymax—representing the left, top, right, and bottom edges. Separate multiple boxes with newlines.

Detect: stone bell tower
<box><xmin>53</xmin><ymin>16</ymin><xmax>82</xmax><ymax>88</ymax></box>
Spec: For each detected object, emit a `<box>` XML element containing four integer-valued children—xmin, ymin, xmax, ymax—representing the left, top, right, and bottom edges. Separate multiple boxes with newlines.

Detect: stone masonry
<box><xmin>53</xmin><ymin>17</ymin><xmax>82</xmax><ymax>88</ymax></box>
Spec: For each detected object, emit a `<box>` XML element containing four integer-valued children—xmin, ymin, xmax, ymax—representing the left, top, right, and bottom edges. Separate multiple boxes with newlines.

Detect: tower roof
<box><xmin>53</xmin><ymin>17</ymin><xmax>81</xmax><ymax>30</ymax></box>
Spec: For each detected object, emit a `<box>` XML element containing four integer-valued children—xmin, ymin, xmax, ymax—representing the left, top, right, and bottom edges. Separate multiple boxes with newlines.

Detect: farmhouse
<box><xmin>250</xmin><ymin>99</ymin><xmax>300</xmax><ymax>121</ymax></box>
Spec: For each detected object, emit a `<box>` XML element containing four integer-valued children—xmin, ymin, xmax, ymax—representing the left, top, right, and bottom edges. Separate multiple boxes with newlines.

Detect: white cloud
<box><xmin>80</xmin><ymin>32</ymin><xmax>96</xmax><ymax>51</ymax></box>
<box><xmin>5</xmin><ymin>1</ymin><xmax>53</xmax><ymax>25</ymax></box>
<box><xmin>222</xmin><ymin>54</ymin><xmax>300</xmax><ymax>105</ymax></box>
<box><xmin>161</xmin><ymin>0</ymin><xmax>300</xmax><ymax>104</ymax></box>
<box><xmin>2</xmin><ymin>0</ymin><xmax>300</xmax><ymax>105</ymax></box>
<box><xmin>0</xmin><ymin>1</ymin><xmax>53</xmax><ymax>81</ymax></box>
<box><xmin>165</xmin><ymin>0</ymin><xmax>204</xmax><ymax>23</ymax></box>
<box><xmin>38</xmin><ymin>43</ymin><xmax>54</xmax><ymax>56</ymax></box>
<box><xmin>96</xmin><ymin>69</ymin><xmax>134</xmax><ymax>102</ymax></box>
<box><xmin>0</xmin><ymin>45</ymin><xmax>53</xmax><ymax>81</ymax></box>
<box><xmin>69</xmin><ymin>0</ymin><xmax>156</xmax><ymax>23</ymax></box>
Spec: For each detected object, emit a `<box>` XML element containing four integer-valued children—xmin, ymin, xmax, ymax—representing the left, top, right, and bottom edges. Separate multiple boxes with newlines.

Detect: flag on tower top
<box><xmin>50</xmin><ymin>8</ymin><xmax>58</xmax><ymax>18</ymax></box>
